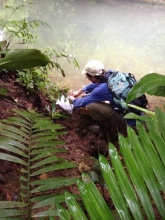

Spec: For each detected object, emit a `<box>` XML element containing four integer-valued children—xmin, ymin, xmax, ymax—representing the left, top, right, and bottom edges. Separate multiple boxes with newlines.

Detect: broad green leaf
<box><xmin>136</xmin><ymin>121</ymin><xmax>165</xmax><ymax>194</ymax></box>
<box><xmin>1</xmin><ymin>119</ymin><xmax>30</xmax><ymax>132</ymax></box>
<box><xmin>31</xmin><ymin>135</ymin><xmax>59</xmax><ymax>143</ymax></box>
<box><xmin>0</xmin><ymin>137</ymin><xmax>27</xmax><ymax>150</ymax></box>
<box><xmin>32</xmin><ymin>195</ymin><xmax>65</xmax><ymax>209</ymax></box>
<box><xmin>119</xmin><ymin>134</ymin><xmax>155</xmax><ymax>220</ymax></box>
<box><xmin>0</xmin><ymin>123</ymin><xmax>28</xmax><ymax>137</ymax></box>
<box><xmin>32</xmin><ymin>210</ymin><xmax>58</xmax><ymax>218</ymax></box>
<box><xmin>31</xmin><ymin>177</ymin><xmax>77</xmax><ymax>185</ymax></box>
<box><xmin>57</xmin><ymin>204</ymin><xmax>71</xmax><ymax>220</ymax></box>
<box><xmin>30</xmin><ymin>150</ymin><xmax>66</xmax><ymax>162</ymax></box>
<box><xmin>109</xmin><ymin>143</ymin><xmax>144</xmax><ymax>220</ymax></box>
<box><xmin>99</xmin><ymin>155</ymin><xmax>131</xmax><ymax>220</ymax></box>
<box><xmin>32</xmin><ymin>193</ymin><xmax>78</xmax><ymax>209</ymax></box>
<box><xmin>145</xmin><ymin>116</ymin><xmax>165</xmax><ymax>166</ymax></box>
<box><xmin>31</xmin><ymin>193</ymin><xmax>63</xmax><ymax>202</ymax></box>
<box><xmin>20</xmin><ymin>176</ymin><xmax>28</xmax><ymax>181</ymax></box>
<box><xmin>78</xmin><ymin>177</ymin><xmax>114</xmax><ymax>220</ymax></box>
<box><xmin>155</xmin><ymin>107</ymin><xmax>165</xmax><ymax>139</ymax></box>
<box><xmin>124</xmin><ymin>112</ymin><xmax>145</xmax><ymax>120</ymax></box>
<box><xmin>31</xmin><ymin>147</ymin><xmax>67</xmax><ymax>155</ymax></box>
<box><xmin>20</xmin><ymin>168</ymin><xmax>28</xmax><ymax>173</ymax></box>
<box><xmin>65</xmin><ymin>191</ymin><xmax>87</xmax><ymax>220</ymax></box>
<box><xmin>31</xmin><ymin>140</ymin><xmax>65</xmax><ymax>149</ymax></box>
<box><xmin>12</xmin><ymin>109</ymin><xmax>32</xmax><ymax>121</ymax></box>
<box><xmin>126</xmin><ymin>73</ymin><xmax>165</xmax><ymax>103</ymax></box>
<box><xmin>30</xmin><ymin>151</ymin><xmax>52</xmax><ymax>161</ymax></box>
<box><xmin>32</xmin><ymin>124</ymin><xmax>64</xmax><ymax>132</ymax></box>
<box><xmin>0</xmin><ymin>153</ymin><xmax>27</xmax><ymax>165</ymax></box>
<box><xmin>128</xmin><ymin>126</ymin><xmax>165</xmax><ymax>219</ymax></box>
<box><xmin>21</xmin><ymin>184</ymin><xmax>28</xmax><ymax>189</ymax></box>
<box><xmin>31</xmin><ymin>177</ymin><xmax>77</xmax><ymax>193</ymax></box>
<box><xmin>30</xmin><ymin>162</ymin><xmax>77</xmax><ymax>177</ymax></box>
<box><xmin>0</xmin><ymin>209</ymin><xmax>27</xmax><ymax>217</ymax></box>
<box><xmin>31</xmin><ymin>156</ymin><xmax>66</xmax><ymax>168</ymax></box>
<box><xmin>32</xmin><ymin>131</ymin><xmax>65</xmax><ymax>138</ymax></box>
<box><xmin>0</xmin><ymin>131</ymin><xmax>27</xmax><ymax>143</ymax></box>
<box><xmin>0</xmin><ymin>142</ymin><xmax>27</xmax><ymax>158</ymax></box>
<box><xmin>20</xmin><ymin>192</ymin><xmax>28</xmax><ymax>198</ymax></box>
<box><xmin>2</xmin><ymin>116</ymin><xmax>31</xmax><ymax>126</ymax></box>
<box><xmin>0</xmin><ymin>49</ymin><xmax>50</xmax><ymax>70</ymax></box>
<box><xmin>0</xmin><ymin>201</ymin><xmax>27</xmax><ymax>209</ymax></box>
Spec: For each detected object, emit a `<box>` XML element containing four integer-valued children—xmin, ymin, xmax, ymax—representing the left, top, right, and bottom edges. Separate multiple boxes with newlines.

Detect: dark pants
<box><xmin>87</xmin><ymin>102</ymin><xmax>127</xmax><ymax>133</ymax></box>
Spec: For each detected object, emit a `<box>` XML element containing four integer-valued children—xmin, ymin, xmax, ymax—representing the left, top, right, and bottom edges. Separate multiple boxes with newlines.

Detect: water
<box><xmin>1</xmin><ymin>0</ymin><xmax>165</xmax><ymax>109</ymax></box>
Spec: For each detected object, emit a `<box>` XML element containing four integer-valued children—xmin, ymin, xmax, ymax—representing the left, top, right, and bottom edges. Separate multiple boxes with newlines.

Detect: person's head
<box><xmin>81</xmin><ymin>60</ymin><xmax>105</xmax><ymax>82</ymax></box>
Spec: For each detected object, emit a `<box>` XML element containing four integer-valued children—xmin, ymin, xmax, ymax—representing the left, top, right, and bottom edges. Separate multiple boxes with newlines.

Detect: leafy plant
<box><xmin>0</xmin><ymin>49</ymin><xmax>50</xmax><ymax>70</ymax></box>
<box><xmin>55</xmin><ymin>74</ymin><xmax>165</xmax><ymax>219</ymax></box>
<box><xmin>0</xmin><ymin>88</ymin><xmax>7</xmax><ymax>95</ymax></box>
<box><xmin>58</xmin><ymin>108</ymin><xmax>165</xmax><ymax>220</ymax></box>
<box><xmin>16</xmin><ymin>47</ymin><xmax>79</xmax><ymax>101</ymax></box>
<box><xmin>126</xmin><ymin>73</ymin><xmax>165</xmax><ymax>104</ymax></box>
<box><xmin>0</xmin><ymin>1</ymin><xmax>80</xmax><ymax>105</ymax></box>
<box><xmin>0</xmin><ymin>109</ymin><xmax>78</xmax><ymax>219</ymax></box>
<box><xmin>0</xmin><ymin>1</ymin><xmax>51</xmax><ymax>51</ymax></box>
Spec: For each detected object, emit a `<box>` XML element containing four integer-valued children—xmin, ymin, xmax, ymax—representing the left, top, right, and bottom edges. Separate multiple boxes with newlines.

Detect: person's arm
<box><xmin>72</xmin><ymin>88</ymin><xmax>84</xmax><ymax>98</ymax></box>
<box><xmin>72</xmin><ymin>83</ymin><xmax>114</xmax><ymax>108</ymax></box>
<box><xmin>72</xmin><ymin>83</ymin><xmax>98</xmax><ymax>97</ymax></box>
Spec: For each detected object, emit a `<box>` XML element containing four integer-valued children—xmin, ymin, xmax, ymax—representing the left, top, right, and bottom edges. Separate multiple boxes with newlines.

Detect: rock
<box><xmin>0</xmin><ymin>173</ymin><xmax>5</xmax><ymax>182</ymax></box>
<box><xmin>88</xmin><ymin>125</ymin><xmax>100</xmax><ymax>134</ymax></box>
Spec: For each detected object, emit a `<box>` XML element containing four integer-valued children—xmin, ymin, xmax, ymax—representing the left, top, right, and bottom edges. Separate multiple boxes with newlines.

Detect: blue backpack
<box><xmin>106</xmin><ymin>70</ymin><xmax>147</xmax><ymax>113</ymax></box>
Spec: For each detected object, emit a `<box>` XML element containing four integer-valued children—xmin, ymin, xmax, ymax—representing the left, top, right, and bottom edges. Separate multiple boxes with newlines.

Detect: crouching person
<box><xmin>69</xmin><ymin>60</ymin><xmax>133</xmax><ymax>138</ymax></box>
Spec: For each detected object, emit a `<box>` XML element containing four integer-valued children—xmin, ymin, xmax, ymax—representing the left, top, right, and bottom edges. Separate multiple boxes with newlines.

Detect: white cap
<box><xmin>81</xmin><ymin>60</ymin><xmax>104</xmax><ymax>76</ymax></box>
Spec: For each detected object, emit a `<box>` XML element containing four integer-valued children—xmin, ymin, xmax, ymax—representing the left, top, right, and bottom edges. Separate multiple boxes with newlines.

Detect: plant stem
<box><xmin>27</xmin><ymin>120</ymin><xmax>33</xmax><ymax>220</ymax></box>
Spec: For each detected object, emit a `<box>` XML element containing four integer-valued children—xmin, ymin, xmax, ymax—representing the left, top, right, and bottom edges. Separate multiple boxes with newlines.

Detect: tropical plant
<box><xmin>0</xmin><ymin>109</ymin><xmax>78</xmax><ymax>219</ymax></box>
<box><xmin>15</xmin><ymin>47</ymin><xmax>79</xmax><ymax>100</ymax></box>
<box><xmin>55</xmin><ymin>106</ymin><xmax>165</xmax><ymax>220</ymax></box>
<box><xmin>55</xmin><ymin>73</ymin><xmax>165</xmax><ymax>219</ymax></box>
<box><xmin>0</xmin><ymin>1</ymin><xmax>51</xmax><ymax>51</ymax></box>
<box><xmin>0</xmin><ymin>49</ymin><xmax>50</xmax><ymax>70</ymax></box>
<box><xmin>0</xmin><ymin>0</ymin><xmax>80</xmax><ymax>103</ymax></box>
<box><xmin>126</xmin><ymin>73</ymin><xmax>165</xmax><ymax>104</ymax></box>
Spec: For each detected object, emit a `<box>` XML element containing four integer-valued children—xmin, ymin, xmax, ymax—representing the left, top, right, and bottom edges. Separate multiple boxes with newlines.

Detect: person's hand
<box><xmin>71</xmin><ymin>89</ymin><xmax>84</xmax><ymax>98</ymax></box>
<box><xmin>72</xmin><ymin>91</ymin><xmax>80</xmax><ymax>98</ymax></box>
<box><xmin>69</xmin><ymin>95</ymin><xmax>75</xmax><ymax>104</ymax></box>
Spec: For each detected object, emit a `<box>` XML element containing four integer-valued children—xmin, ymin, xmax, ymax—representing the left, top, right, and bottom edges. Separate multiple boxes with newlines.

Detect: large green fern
<box><xmin>0</xmin><ymin>109</ymin><xmax>78</xmax><ymax>219</ymax></box>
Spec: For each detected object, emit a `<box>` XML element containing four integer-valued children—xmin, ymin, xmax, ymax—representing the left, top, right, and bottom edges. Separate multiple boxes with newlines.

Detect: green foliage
<box><xmin>0</xmin><ymin>1</ymin><xmax>80</xmax><ymax>104</ymax></box>
<box><xmin>0</xmin><ymin>49</ymin><xmax>50</xmax><ymax>70</ymax></box>
<box><xmin>60</xmin><ymin>74</ymin><xmax>165</xmax><ymax>220</ymax></box>
<box><xmin>0</xmin><ymin>88</ymin><xmax>7</xmax><ymax>95</ymax></box>
<box><xmin>15</xmin><ymin>47</ymin><xmax>78</xmax><ymax>102</ymax></box>
<box><xmin>63</xmin><ymin>110</ymin><xmax>165</xmax><ymax>220</ymax></box>
<box><xmin>126</xmin><ymin>73</ymin><xmax>165</xmax><ymax>104</ymax></box>
<box><xmin>0</xmin><ymin>109</ymin><xmax>78</xmax><ymax>219</ymax></box>
<box><xmin>0</xmin><ymin>1</ymin><xmax>51</xmax><ymax>50</ymax></box>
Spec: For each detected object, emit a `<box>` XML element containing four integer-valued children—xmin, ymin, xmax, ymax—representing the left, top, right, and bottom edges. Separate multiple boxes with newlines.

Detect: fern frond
<box><xmin>0</xmin><ymin>109</ymin><xmax>78</xmax><ymax>219</ymax></box>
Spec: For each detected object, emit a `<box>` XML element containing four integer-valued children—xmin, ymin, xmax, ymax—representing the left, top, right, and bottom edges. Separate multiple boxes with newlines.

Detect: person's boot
<box><xmin>98</xmin><ymin>119</ymin><xmax>127</xmax><ymax>143</ymax></box>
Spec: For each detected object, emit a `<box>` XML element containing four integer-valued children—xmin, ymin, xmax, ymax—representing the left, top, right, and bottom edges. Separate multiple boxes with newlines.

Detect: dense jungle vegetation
<box><xmin>0</xmin><ymin>0</ymin><xmax>165</xmax><ymax>219</ymax></box>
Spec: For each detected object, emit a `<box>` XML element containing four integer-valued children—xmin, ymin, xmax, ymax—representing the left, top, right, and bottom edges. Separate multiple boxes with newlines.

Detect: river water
<box><xmin>1</xmin><ymin>0</ymin><xmax>165</xmax><ymax>109</ymax></box>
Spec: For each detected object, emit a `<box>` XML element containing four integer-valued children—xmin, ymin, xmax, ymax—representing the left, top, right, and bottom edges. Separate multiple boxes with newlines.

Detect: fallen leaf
<box><xmin>78</xmin><ymin>161</ymin><xmax>91</xmax><ymax>172</ymax></box>
<box><xmin>6</xmin><ymin>191</ymin><xmax>12</xmax><ymax>201</ymax></box>
<box><xmin>39</xmin><ymin>173</ymin><xmax>48</xmax><ymax>180</ymax></box>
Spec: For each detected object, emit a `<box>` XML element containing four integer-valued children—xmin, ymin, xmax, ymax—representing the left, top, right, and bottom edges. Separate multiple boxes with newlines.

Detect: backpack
<box><xmin>106</xmin><ymin>70</ymin><xmax>148</xmax><ymax>114</ymax></box>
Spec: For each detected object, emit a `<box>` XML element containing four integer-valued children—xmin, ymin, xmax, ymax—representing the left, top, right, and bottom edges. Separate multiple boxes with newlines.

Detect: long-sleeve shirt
<box><xmin>73</xmin><ymin>82</ymin><xmax>120</xmax><ymax>109</ymax></box>
<box><xmin>72</xmin><ymin>82</ymin><xmax>136</xmax><ymax>126</ymax></box>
